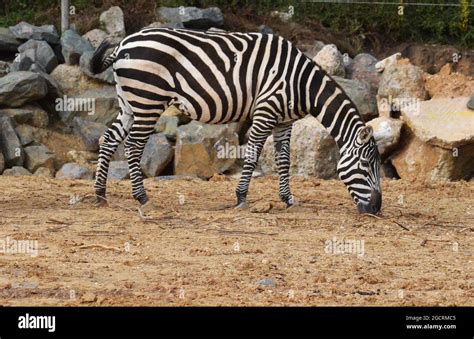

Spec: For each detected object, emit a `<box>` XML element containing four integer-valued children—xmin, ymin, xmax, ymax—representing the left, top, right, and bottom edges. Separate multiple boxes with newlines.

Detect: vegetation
<box><xmin>0</xmin><ymin>0</ymin><xmax>472</xmax><ymax>48</ymax></box>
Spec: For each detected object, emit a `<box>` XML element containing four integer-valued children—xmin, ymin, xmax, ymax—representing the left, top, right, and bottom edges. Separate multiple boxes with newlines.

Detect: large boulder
<box><xmin>313</xmin><ymin>44</ymin><xmax>345</xmax><ymax>77</ymax></box>
<box><xmin>9</xmin><ymin>22</ymin><xmax>59</xmax><ymax>44</ymax></box>
<box><xmin>11</xmin><ymin>39</ymin><xmax>58</xmax><ymax>73</ymax></box>
<box><xmin>0</xmin><ymin>116</ymin><xmax>24</xmax><ymax>167</ymax></box>
<box><xmin>79</xmin><ymin>51</ymin><xmax>114</xmax><ymax>84</ymax></box>
<box><xmin>0</xmin><ymin>71</ymin><xmax>48</xmax><ymax>107</ymax></box>
<box><xmin>68</xmin><ymin>87</ymin><xmax>119</xmax><ymax>125</ymax></box>
<box><xmin>392</xmin><ymin>97</ymin><xmax>474</xmax><ymax>181</ymax></box>
<box><xmin>366</xmin><ymin>117</ymin><xmax>404</xmax><ymax>158</ymax></box>
<box><xmin>108</xmin><ymin>160</ymin><xmax>129</xmax><ymax>180</ymax></box>
<box><xmin>302</xmin><ymin>40</ymin><xmax>326</xmax><ymax>60</ymax></box>
<box><xmin>377</xmin><ymin>61</ymin><xmax>428</xmax><ymax>118</ymax></box>
<box><xmin>2</xmin><ymin>166</ymin><xmax>31</xmax><ymax>176</ymax></box>
<box><xmin>100</xmin><ymin>6</ymin><xmax>126</xmax><ymax>37</ymax></box>
<box><xmin>24</xmin><ymin>144</ymin><xmax>55</xmax><ymax>173</ymax></box>
<box><xmin>333</xmin><ymin>76</ymin><xmax>378</xmax><ymax>121</ymax></box>
<box><xmin>259</xmin><ymin>116</ymin><xmax>339</xmax><ymax>179</ymax></box>
<box><xmin>175</xmin><ymin>121</ymin><xmax>240</xmax><ymax>178</ymax></box>
<box><xmin>157</xmin><ymin>7</ymin><xmax>224</xmax><ymax>29</ymax></box>
<box><xmin>140</xmin><ymin>133</ymin><xmax>173</xmax><ymax>178</ymax></box>
<box><xmin>15</xmin><ymin>124</ymin><xmax>36</xmax><ymax>146</ymax></box>
<box><xmin>0</xmin><ymin>27</ymin><xmax>21</xmax><ymax>52</ymax></box>
<box><xmin>60</xmin><ymin>29</ymin><xmax>94</xmax><ymax>65</ymax></box>
<box><xmin>56</xmin><ymin>162</ymin><xmax>93</xmax><ymax>180</ymax></box>
<box><xmin>82</xmin><ymin>29</ymin><xmax>108</xmax><ymax>48</ymax></box>
<box><xmin>72</xmin><ymin>117</ymin><xmax>107</xmax><ymax>152</ymax></box>
<box><xmin>0</xmin><ymin>104</ymin><xmax>49</xmax><ymax>128</ymax></box>
<box><xmin>346</xmin><ymin>53</ymin><xmax>381</xmax><ymax>91</ymax></box>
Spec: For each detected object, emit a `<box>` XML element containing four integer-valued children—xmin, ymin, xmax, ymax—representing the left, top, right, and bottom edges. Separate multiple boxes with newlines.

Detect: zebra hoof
<box><xmin>139</xmin><ymin>201</ymin><xmax>156</xmax><ymax>215</ymax></box>
<box><xmin>95</xmin><ymin>196</ymin><xmax>108</xmax><ymax>207</ymax></box>
<box><xmin>234</xmin><ymin>201</ymin><xmax>248</xmax><ymax>210</ymax></box>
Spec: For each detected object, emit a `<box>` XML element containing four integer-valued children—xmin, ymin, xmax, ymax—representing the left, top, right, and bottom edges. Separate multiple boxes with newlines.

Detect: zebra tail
<box><xmin>90</xmin><ymin>38</ymin><xmax>120</xmax><ymax>74</ymax></box>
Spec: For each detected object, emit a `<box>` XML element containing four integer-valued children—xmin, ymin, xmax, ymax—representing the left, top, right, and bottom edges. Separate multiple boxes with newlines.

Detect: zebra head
<box><xmin>337</xmin><ymin>125</ymin><xmax>382</xmax><ymax>214</ymax></box>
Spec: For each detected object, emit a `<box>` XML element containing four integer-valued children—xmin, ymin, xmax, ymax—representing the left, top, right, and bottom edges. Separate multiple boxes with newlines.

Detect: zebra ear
<box><xmin>358</xmin><ymin>126</ymin><xmax>373</xmax><ymax>144</ymax></box>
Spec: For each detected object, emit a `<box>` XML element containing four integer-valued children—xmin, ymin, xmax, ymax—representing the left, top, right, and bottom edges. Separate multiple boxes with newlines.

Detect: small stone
<box><xmin>34</xmin><ymin>166</ymin><xmax>54</xmax><ymax>178</ymax></box>
<box><xmin>468</xmin><ymin>94</ymin><xmax>474</xmax><ymax>110</ymax></box>
<box><xmin>81</xmin><ymin>292</ymin><xmax>97</xmax><ymax>303</ymax></box>
<box><xmin>56</xmin><ymin>162</ymin><xmax>93</xmax><ymax>180</ymax></box>
<box><xmin>250</xmin><ymin>201</ymin><xmax>272</xmax><ymax>213</ymax></box>
<box><xmin>2</xmin><ymin>166</ymin><xmax>31</xmax><ymax>176</ymax></box>
<box><xmin>257</xmin><ymin>278</ymin><xmax>276</xmax><ymax>288</ymax></box>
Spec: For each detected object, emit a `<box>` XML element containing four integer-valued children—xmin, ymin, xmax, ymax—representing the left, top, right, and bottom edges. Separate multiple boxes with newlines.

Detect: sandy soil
<box><xmin>0</xmin><ymin>175</ymin><xmax>472</xmax><ymax>306</ymax></box>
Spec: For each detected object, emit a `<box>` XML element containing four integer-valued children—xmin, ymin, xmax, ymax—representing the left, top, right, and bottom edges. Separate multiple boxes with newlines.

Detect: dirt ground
<box><xmin>0</xmin><ymin>175</ymin><xmax>472</xmax><ymax>306</ymax></box>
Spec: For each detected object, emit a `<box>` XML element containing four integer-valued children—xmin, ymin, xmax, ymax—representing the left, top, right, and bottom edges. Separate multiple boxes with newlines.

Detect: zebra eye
<box><xmin>361</xmin><ymin>160</ymin><xmax>369</xmax><ymax>167</ymax></box>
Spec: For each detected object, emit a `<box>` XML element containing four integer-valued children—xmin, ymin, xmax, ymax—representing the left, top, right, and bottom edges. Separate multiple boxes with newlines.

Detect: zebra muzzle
<box><xmin>357</xmin><ymin>189</ymin><xmax>382</xmax><ymax>215</ymax></box>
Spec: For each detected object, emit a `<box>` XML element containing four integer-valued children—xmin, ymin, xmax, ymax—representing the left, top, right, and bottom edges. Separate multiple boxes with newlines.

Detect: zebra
<box><xmin>91</xmin><ymin>27</ymin><xmax>382</xmax><ymax>215</ymax></box>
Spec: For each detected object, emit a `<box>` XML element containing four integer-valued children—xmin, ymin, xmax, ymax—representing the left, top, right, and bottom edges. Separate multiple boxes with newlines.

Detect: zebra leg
<box><xmin>235</xmin><ymin>115</ymin><xmax>277</xmax><ymax>209</ymax></box>
<box><xmin>124</xmin><ymin>115</ymin><xmax>159</xmax><ymax>213</ymax></box>
<box><xmin>273</xmin><ymin>123</ymin><xmax>295</xmax><ymax>208</ymax></box>
<box><xmin>94</xmin><ymin>110</ymin><xmax>133</xmax><ymax>206</ymax></box>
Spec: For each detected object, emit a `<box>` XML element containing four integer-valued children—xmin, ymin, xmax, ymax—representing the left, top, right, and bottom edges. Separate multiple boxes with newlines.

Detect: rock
<box><xmin>259</xmin><ymin>116</ymin><xmax>339</xmax><ymax>179</ymax></box>
<box><xmin>60</xmin><ymin>29</ymin><xmax>94</xmax><ymax>65</ymax></box>
<box><xmin>72</xmin><ymin>117</ymin><xmax>107</xmax><ymax>152</ymax></box>
<box><xmin>140</xmin><ymin>133</ymin><xmax>173</xmax><ymax>178</ymax></box>
<box><xmin>9</xmin><ymin>22</ymin><xmax>59</xmax><ymax>44</ymax></box>
<box><xmin>257</xmin><ymin>278</ymin><xmax>276</xmax><ymax>288</ymax></box>
<box><xmin>15</xmin><ymin>124</ymin><xmax>35</xmax><ymax>146</ymax></box>
<box><xmin>157</xmin><ymin>7</ymin><xmax>224</xmax><ymax>29</ymax></box>
<box><xmin>100</xmin><ymin>6</ymin><xmax>126</xmax><ymax>37</ymax></box>
<box><xmin>23</xmin><ymin>144</ymin><xmax>55</xmax><ymax>173</ymax></box>
<box><xmin>0</xmin><ymin>152</ymin><xmax>4</xmax><ymax>174</ymax></box>
<box><xmin>50</xmin><ymin>64</ymin><xmax>84</xmax><ymax>94</ymax></box>
<box><xmin>377</xmin><ymin>61</ymin><xmax>428</xmax><ymax>118</ymax></box>
<box><xmin>250</xmin><ymin>201</ymin><xmax>272</xmax><ymax>213</ymax></box>
<box><xmin>12</xmin><ymin>39</ymin><xmax>58</xmax><ymax>73</ymax></box>
<box><xmin>467</xmin><ymin>94</ymin><xmax>474</xmax><ymax>110</ymax></box>
<box><xmin>2</xmin><ymin>166</ymin><xmax>31</xmax><ymax>176</ymax></box>
<box><xmin>0</xmin><ymin>71</ymin><xmax>48</xmax><ymax>107</ymax></box>
<box><xmin>347</xmin><ymin>53</ymin><xmax>381</xmax><ymax>90</ymax></box>
<box><xmin>34</xmin><ymin>166</ymin><xmax>54</xmax><ymax>178</ymax></box>
<box><xmin>392</xmin><ymin>97</ymin><xmax>474</xmax><ymax>181</ymax></box>
<box><xmin>0</xmin><ymin>104</ymin><xmax>49</xmax><ymax>128</ymax></box>
<box><xmin>0</xmin><ymin>61</ymin><xmax>10</xmax><ymax>77</ymax></box>
<box><xmin>0</xmin><ymin>116</ymin><xmax>24</xmax><ymax>167</ymax></box>
<box><xmin>258</xmin><ymin>25</ymin><xmax>274</xmax><ymax>35</ymax></box>
<box><xmin>67</xmin><ymin>150</ymin><xmax>97</xmax><ymax>164</ymax></box>
<box><xmin>375</xmin><ymin>53</ymin><xmax>401</xmax><ymax>73</ymax></box>
<box><xmin>333</xmin><ymin>76</ymin><xmax>378</xmax><ymax>121</ymax></box>
<box><xmin>56</xmin><ymin>162</ymin><xmax>93</xmax><ymax>180</ymax></box>
<box><xmin>0</xmin><ymin>27</ymin><xmax>21</xmax><ymax>52</ymax></box>
<box><xmin>154</xmin><ymin>115</ymin><xmax>179</xmax><ymax>140</ymax></box>
<box><xmin>82</xmin><ymin>29</ymin><xmax>108</xmax><ymax>48</ymax></box>
<box><xmin>366</xmin><ymin>117</ymin><xmax>404</xmax><ymax>158</ymax></box>
<box><xmin>313</xmin><ymin>44</ymin><xmax>345</xmax><ymax>77</ymax></box>
<box><xmin>303</xmin><ymin>40</ymin><xmax>325</xmax><ymax>59</ymax></box>
<box><xmin>79</xmin><ymin>51</ymin><xmax>114</xmax><ymax>84</ymax></box>
<box><xmin>175</xmin><ymin>121</ymin><xmax>240</xmax><ymax>179</ymax></box>
<box><xmin>108</xmin><ymin>160</ymin><xmax>129</xmax><ymax>180</ymax></box>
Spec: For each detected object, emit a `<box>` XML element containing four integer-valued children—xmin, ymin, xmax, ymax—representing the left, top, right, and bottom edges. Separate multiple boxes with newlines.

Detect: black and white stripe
<box><xmin>92</xmin><ymin>28</ymin><xmax>382</xmax><ymax>214</ymax></box>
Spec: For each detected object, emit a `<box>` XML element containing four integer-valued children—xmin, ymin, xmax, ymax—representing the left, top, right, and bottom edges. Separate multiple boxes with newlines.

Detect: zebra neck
<box><xmin>307</xmin><ymin>71</ymin><xmax>365</xmax><ymax>152</ymax></box>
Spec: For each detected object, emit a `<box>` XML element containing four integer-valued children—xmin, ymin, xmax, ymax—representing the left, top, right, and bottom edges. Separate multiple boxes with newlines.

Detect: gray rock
<box><xmin>15</xmin><ymin>124</ymin><xmax>36</xmax><ymax>146</ymax></box>
<box><xmin>313</xmin><ymin>44</ymin><xmax>345</xmax><ymax>77</ymax></box>
<box><xmin>56</xmin><ymin>162</ymin><xmax>93</xmax><ymax>179</ymax></box>
<box><xmin>0</xmin><ymin>27</ymin><xmax>21</xmax><ymax>52</ymax></box>
<box><xmin>468</xmin><ymin>93</ymin><xmax>474</xmax><ymax>110</ymax></box>
<box><xmin>72</xmin><ymin>117</ymin><xmax>107</xmax><ymax>152</ymax></box>
<box><xmin>260</xmin><ymin>116</ymin><xmax>339</xmax><ymax>179</ymax></box>
<box><xmin>100</xmin><ymin>6</ymin><xmax>126</xmax><ymax>37</ymax></box>
<box><xmin>303</xmin><ymin>40</ymin><xmax>325</xmax><ymax>59</ymax></box>
<box><xmin>24</xmin><ymin>144</ymin><xmax>55</xmax><ymax>173</ymax></box>
<box><xmin>0</xmin><ymin>61</ymin><xmax>10</xmax><ymax>77</ymax></box>
<box><xmin>0</xmin><ymin>116</ymin><xmax>24</xmax><ymax>167</ymax></box>
<box><xmin>0</xmin><ymin>152</ymin><xmax>4</xmax><ymax>174</ymax></box>
<box><xmin>82</xmin><ymin>29</ymin><xmax>108</xmax><ymax>48</ymax></box>
<box><xmin>2</xmin><ymin>166</ymin><xmax>31</xmax><ymax>176</ymax></box>
<box><xmin>140</xmin><ymin>133</ymin><xmax>173</xmax><ymax>178</ymax></box>
<box><xmin>333</xmin><ymin>76</ymin><xmax>378</xmax><ymax>121</ymax></box>
<box><xmin>154</xmin><ymin>115</ymin><xmax>179</xmax><ymax>140</ymax></box>
<box><xmin>366</xmin><ymin>117</ymin><xmax>404</xmax><ymax>158</ymax></box>
<box><xmin>0</xmin><ymin>104</ymin><xmax>49</xmax><ymax>128</ymax></box>
<box><xmin>34</xmin><ymin>166</ymin><xmax>54</xmax><ymax>178</ymax></box>
<box><xmin>79</xmin><ymin>50</ymin><xmax>115</xmax><ymax>84</ymax></box>
<box><xmin>175</xmin><ymin>121</ymin><xmax>240</xmax><ymax>179</ymax></box>
<box><xmin>347</xmin><ymin>53</ymin><xmax>381</xmax><ymax>91</ymax></box>
<box><xmin>157</xmin><ymin>7</ymin><xmax>224</xmax><ymax>29</ymax></box>
<box><xmin>257</xmin><ymin>278</ymin><xmax>276</xmax><ymax>288</ymax></box>
<box><xmin>60</xmin><ymin>29</ymin><xmax>94</xmax><ymax>65</ymax></box>
<box><xmin>0</xmin><ymin>71</ymin><xmax>48</xmax><ymax>107</ymax></box>
<box><xmin>13</xmin><ymin>39</ymin><xmax>58</xmax><ymax>74</ymax></box>
<box><xmin>9</xmin><ymin>22</ymin><xmax>59</xmax><ymax>44</ymax></box>
<box><xmin>108</xmin><ymin>160</ymin><xmax>129</xmax><ymax>180</ymax></box>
